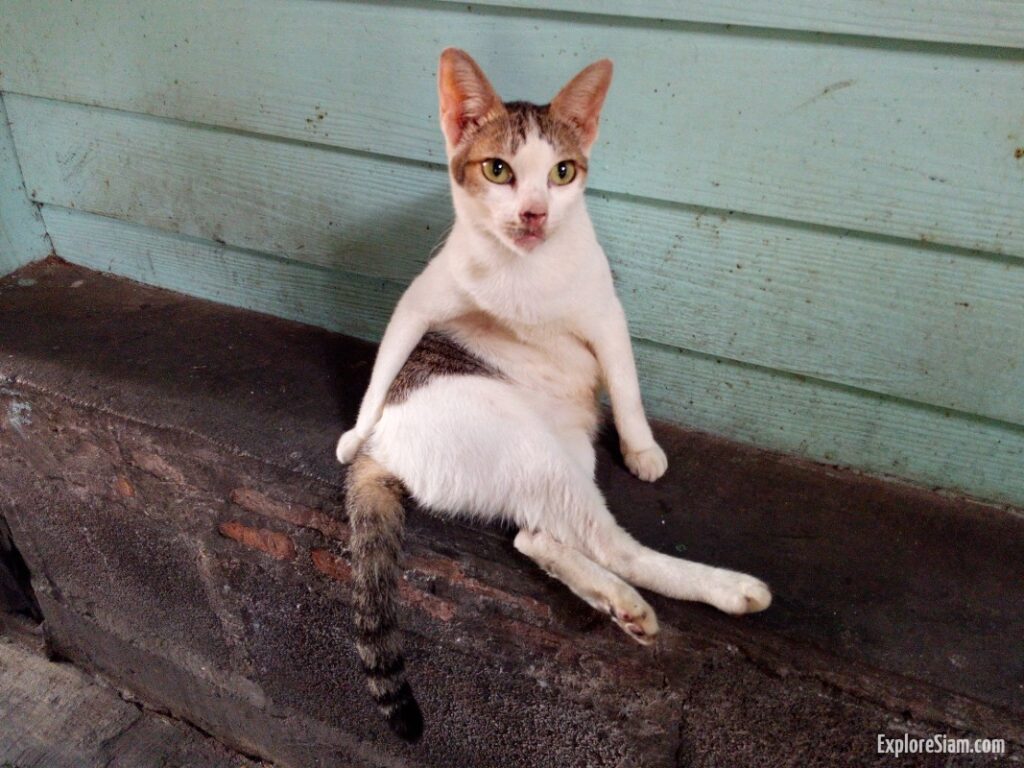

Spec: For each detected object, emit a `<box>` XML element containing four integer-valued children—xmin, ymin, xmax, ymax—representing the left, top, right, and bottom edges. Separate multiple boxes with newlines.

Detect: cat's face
<box><xmin>438</xmin><ymin>49</ymin><xmax>612</xmax><ymax>254</ymax></box>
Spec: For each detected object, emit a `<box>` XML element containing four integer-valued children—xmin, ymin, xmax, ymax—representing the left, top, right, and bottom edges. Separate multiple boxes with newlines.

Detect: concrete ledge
<box><xmin>1</xmin><ymin>259</ymin><xmax>1021</xmax><ymax>766</ymax></box>
<box><xmin>0</xmin><ymin>637</ymin><xmax>266</xmax><ymax>768</ymax></box>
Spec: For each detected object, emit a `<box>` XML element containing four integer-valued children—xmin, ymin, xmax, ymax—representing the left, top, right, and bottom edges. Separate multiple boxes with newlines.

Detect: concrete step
<box><xmin>0</xmin><ymin>258</ymin><xmax>1020</xmax><ymax>767</ymax></box>
<box><xmin>0</xmin><ymin>635</ymin><xmax>266</xmax><ymax>768</ymax></box>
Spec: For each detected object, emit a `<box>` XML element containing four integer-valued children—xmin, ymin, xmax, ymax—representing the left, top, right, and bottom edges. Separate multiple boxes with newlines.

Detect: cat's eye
<box><xmin>549</xmin><ymin>160</ymin><xmax>577</xmax><ymax>186</ymax></box>
<box><xmin>481</xmin><ymin>158</ymin><xmax>513</xmax><ymax>184</ymax></box>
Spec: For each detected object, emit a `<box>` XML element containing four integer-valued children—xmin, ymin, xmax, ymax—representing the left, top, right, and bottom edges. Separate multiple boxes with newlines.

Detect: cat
<box><xmin>335</xmin><ymin>48</ymin><xmax>772</xmax><ymax>742</ymax></box>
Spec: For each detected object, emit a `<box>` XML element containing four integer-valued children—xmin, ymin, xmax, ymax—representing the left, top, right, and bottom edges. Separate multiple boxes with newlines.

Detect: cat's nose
<box><xmin>519</xmin><ymin>207</ymin><xmax>548</xmax><ymax>227</ymax></box>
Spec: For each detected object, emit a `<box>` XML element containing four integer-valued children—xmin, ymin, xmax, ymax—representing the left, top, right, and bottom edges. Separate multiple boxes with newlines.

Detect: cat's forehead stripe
<box><xmin>450</xmin><ymin>100</ymin><xmax>586</xmax><ymax>186</ymax></box>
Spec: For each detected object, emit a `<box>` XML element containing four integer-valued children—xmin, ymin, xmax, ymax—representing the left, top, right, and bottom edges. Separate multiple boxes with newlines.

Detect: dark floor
<box><xmin>1</xmin><ymin>258</ymin><xmax>1022</xmax><ymax>766</ymax></box>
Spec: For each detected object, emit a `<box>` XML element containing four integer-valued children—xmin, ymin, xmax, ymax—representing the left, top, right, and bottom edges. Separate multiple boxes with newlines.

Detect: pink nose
<box><xmin>519</xmin><ymin>208</ymin><xmax>547</xmax><ymax>227</ymax></box>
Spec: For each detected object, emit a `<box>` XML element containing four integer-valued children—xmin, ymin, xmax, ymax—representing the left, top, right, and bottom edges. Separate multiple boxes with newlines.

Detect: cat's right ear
<box><xmin>438</xmin><ymin>48</ymin><xmax>503</xmax><ymax>149</ymax></box>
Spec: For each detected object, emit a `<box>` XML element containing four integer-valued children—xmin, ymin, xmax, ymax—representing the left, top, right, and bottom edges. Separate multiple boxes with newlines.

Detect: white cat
<box><xmin>336</xmin><ymin>48</ymin><xmax>771</xmax><ymax>741</ymax></box>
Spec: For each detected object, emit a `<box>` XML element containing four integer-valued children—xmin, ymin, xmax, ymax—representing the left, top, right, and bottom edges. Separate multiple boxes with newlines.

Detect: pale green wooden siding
<box><xmin>1</xmin><ymin>1</ymin><xmax>1022</xmax><ymax>505</ymax></box>
<box><xmin>3</xmin><ymin>1</ymin><xmax>1023</xmax><ymax>254</ymax></box>
<box><xmin>0</xmin><ymin>94</ymin><xmax>49</xmax><ymax>275</ymax></box>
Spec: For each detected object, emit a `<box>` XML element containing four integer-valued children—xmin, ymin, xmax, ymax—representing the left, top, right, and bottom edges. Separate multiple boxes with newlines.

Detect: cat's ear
<box><xmin>550</xmin><ymin>59</ymin><xmax>613</xmax><ymax>153</ymax></box>
<box><xmin>438</xmin><ymin>48</ymin><xmax>504</xmax><ymax>148</ymax></box>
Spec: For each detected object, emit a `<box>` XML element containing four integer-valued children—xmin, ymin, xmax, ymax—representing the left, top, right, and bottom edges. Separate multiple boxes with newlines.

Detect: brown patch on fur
<box><xmin>450</xmin><ymin>101</ymin><xmax>589</xmax><ymax>188</ymax></box>
<box><xmin>466</xmin><ymin>257</ymin><xmax>491</xmax><ymax>281</ymax></box>
<box><xmin>385</xmin><ymin>331</ymin><xmax>498</xmax><ymax>405</ymax></box>
<box><xmin>455</xmin><ymin>310</ymin><xmax>519</xmax><ymax>343</ymax></box>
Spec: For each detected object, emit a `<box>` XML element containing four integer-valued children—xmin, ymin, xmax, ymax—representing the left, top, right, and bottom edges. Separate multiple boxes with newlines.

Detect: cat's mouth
<box><xmin>508</xmin><ymin>225</ymin><xmax>547</xmax><ymax>251</ymax></box>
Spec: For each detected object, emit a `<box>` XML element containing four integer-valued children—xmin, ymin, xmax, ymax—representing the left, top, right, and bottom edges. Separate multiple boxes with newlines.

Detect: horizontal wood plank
<box><xmin>12</xmin><ymin>96</ymin><xmax>1024</xmax><ymax>426</ymax></box>
<box><xmin>2</xmin><ymin>1</ymin><xmax>1023</xmax><ymax>255</ymax></box>
<box><xmin>40</xmin><ymin>206</ymin><xmax>402</xmax><ymax>343</ymax></box>
<box><xmin>41</xmin><ymin>206</ymin><xmax>1024</xmax><ymax>507</ymax></box>
<box><xmin>0</xmin><ymin>93</ymin><xmax>49</xmax><ymax>274</ymax></box>
<box><xmin>433</xmin><ymin>0</ymin><xmax>1024</xmax><ymax>49</ymax></box>
<box><xmin>6</xmin><ymin>95</ymin><xmax>437</xmax><ymax>281</ymax></box>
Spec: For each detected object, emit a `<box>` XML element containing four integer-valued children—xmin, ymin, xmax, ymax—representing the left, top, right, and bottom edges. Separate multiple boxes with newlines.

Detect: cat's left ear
<box><xmin>550</xmin><ymin>59</ymin><xmax>613</xmax><ymax>154</ymax></box>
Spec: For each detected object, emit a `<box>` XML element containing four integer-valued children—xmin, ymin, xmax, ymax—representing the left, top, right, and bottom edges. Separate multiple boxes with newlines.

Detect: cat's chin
<box><xmin>512</xmin><ymin>233</ymin><xmax>546</xmax><ymax>252</ymax></box>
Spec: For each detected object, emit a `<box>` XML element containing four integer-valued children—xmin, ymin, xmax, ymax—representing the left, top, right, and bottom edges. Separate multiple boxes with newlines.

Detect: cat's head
<box><xmin>438</xmin><ymin>48</ymin><xmax>612</xmax><ymax>254</ymax></box>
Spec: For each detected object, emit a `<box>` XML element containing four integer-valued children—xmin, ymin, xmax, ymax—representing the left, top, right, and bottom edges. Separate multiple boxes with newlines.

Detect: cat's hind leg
<box><xmin>566</xmin><ymin>504</ymin><xmax>773</xmax><ymax>616</ymax></box>
<box><xmin>514</xmin><ymin>529</ymin><xmax>658</xmax><ymax>645</ymax></box>
<box><xmin>371</xmin><ymin>378</ymin><xmax>769</xmax><ymax>616</ymax></box>
<box><xmin>528</xmin><ymin>438</ymin><xmax>772</xmax><ymax>615</ymax></box>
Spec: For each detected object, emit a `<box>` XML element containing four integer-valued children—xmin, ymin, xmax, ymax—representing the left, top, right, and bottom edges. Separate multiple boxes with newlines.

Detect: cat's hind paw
<box><xmin>335</xmin><ymin>429</ymin><xmax>365</xmax><ymax>465</ymax></box>
<box><xmin>623</xmin><ymin>443</ymin><xmax>668</xmax><ymax>482</ymax></box>
<box><xmin>708</xmin><ymin>572</ymin><xmax>773</xmax><ymax>616</ymax></box>
<box><xmin>608</xmin><ymin>586</ymin><xmax>659</xmax><ymax>646</ymax></box>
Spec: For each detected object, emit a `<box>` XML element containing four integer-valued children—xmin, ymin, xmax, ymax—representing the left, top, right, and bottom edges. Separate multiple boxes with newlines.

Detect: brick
<box><xmin>218</xmin><ymin>521</ymin><xmax>296</xmax><ymax>562</ymax></box>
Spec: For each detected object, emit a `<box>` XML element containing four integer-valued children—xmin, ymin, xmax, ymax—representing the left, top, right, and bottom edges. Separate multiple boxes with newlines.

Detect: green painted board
<box><xmin>40</xmin><ymin>205</ymin><xmax>401</xmax><ymax>344</ymax></box>
<box><xmin>42</xmin><ymin>206</ymin><xmax>1024</xmax><ymax>508</ymax></box>
<box><xmin>433</xmin><ymin>0</ymin><xmax>1024</xmax><ymax>48</ymax></box>
<box><xmin>10</xmin><ymin>96</ymin><xmax>1024</xmax><ymax>426</ymax></box>
<box><xmin>0</xmin><ymin>93</ymin><xmax>48</xmax><ymax>275</ymax></box>
<box><xmin>2</xmin><ymin>1</ymin><xmax>1023</xmax><ymax>255</ymax></box>
<box><xmin>6</xmin><ymin>95</ymin><xmax>436</xmax><ymax>281</ymax></box>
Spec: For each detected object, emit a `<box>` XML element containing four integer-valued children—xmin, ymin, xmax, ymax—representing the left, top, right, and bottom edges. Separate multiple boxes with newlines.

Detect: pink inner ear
<box><xmin>438</xmin><ymin>49</ymin><xmax>502</xmax><ymax>146</ymax></box>
<box><xmin>550</xmin><ymin>59</ymin><xmax>613</xmax><ymax>151</ymax></box>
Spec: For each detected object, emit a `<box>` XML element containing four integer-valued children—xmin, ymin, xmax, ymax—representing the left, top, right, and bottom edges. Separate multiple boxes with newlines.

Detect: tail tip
<box><xmin>388</xmin><ymin>697</ymin><xmax>424</xmax><ymax>742</ymax></box>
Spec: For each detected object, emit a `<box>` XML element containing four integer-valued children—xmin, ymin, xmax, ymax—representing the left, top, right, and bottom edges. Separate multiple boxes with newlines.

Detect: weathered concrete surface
<box><xmin>0</xmin><ymin>259</ymin><xmax>1021</xmax><ymax>767</ymax></box>
<box><xmin>0</xmin><ymin>636</ymin><xmax>267</xmax><ymax>768</ymax></box>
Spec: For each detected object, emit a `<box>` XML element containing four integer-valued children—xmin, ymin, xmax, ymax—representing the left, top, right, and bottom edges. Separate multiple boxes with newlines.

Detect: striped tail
<box><xmin>345</xmin><ymin>453</ymin><xmax>423</xmax><ymax>742</ymax></box>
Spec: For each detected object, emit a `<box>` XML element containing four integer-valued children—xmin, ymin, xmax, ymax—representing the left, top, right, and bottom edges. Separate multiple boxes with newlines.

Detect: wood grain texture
<box><xmin>2</xmin><ymin>1</ymin><xmax>1022</xmax><ymax>255</ymax></box>
<box><xmin>0</xmin><ymin>93</ymin><xmax>49</xmax><ymax>275</ymax></box>
<box><xmin>41</xmin><ymin>205</ymin><xmax>401</xmax><ymax>343</ymax></box>
<box><xmin>7</xmin><ymin>95</ymin><xmax>438</xmax><ymax>281</ymax></box>
<box><xmin>42</xmin><ymin>207</ymin><xmax>1024</xmax><ymax>507</ymax></box>
<box><xmin>12</xmin><ymin>96</ymin><xmax>1024</xmax><ymax>426</ymax></box>
<box><xmin>433</xmin><ymin>0</ymin><xmax>1024</xmax><ymax>48</ymax></box>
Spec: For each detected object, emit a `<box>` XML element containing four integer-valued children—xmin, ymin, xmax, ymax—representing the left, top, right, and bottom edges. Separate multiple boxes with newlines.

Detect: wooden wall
<box><xmin>0</xmin><ymin>94</ymin><xmax>49</xmax><ymax>274</ymax></box>
<box><xmin>1</xmin><ymin>1</ymin><xmax>1022</xmax><ymax>505</ymax></box>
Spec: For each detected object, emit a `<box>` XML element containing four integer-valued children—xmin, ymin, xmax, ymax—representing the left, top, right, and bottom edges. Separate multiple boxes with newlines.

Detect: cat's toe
<box><xmin>609</xmin><ymin>594</ymin><xmax>659</xmax><ymax>645</ymax></box>
<box><xmin>741</xmin><ymin>579</ymin><xmax>772</xmax><ymax>613</ymax></box>
<box><xmin>624</xmin><ymin>444</ymin><xmax>668</xmax><ymax>482</ymax></box>
<box><xmin>711</xmin><ymin>573</ymin><xmax>772</xmax><ymax>615</ymax></box>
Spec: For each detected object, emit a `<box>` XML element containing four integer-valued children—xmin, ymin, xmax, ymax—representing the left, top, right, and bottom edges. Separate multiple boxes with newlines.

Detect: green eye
<box><xmin>549</xmin><ymin>160</ymin><xmax>577</xmax><ymax>185</ymax></box>
<box><xmin>481</xmin><ymin>158</ymin><xmax>513</xmax><ymax>184</ymax></box>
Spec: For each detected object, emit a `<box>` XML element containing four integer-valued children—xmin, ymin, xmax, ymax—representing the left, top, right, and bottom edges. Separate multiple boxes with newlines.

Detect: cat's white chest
<box><xmin>446</xmin><ymin>313</ymin><xmax>602</xmax><ymax>434</ymax></box>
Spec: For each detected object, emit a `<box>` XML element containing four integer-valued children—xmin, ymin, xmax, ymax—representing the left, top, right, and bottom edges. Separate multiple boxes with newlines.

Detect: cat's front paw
<box><xmin>623</xmin><ymin>443</ymin><xmax>668</xmax><ymax>482</ymax></box>
<box><xmin>335</xmin><ymin>429</ymin><xmax>366</xmax><ymax>465</ymax></box>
